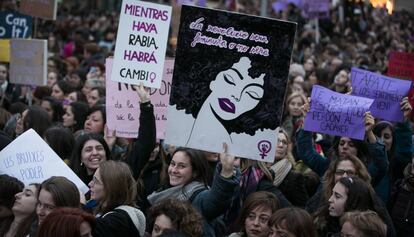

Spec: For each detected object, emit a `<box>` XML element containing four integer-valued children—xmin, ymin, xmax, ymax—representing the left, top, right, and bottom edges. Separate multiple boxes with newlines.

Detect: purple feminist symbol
<box><xmin>257</xmin><ymin>140</ymin><xmax>272</xmax><ymax>159</ymax></box>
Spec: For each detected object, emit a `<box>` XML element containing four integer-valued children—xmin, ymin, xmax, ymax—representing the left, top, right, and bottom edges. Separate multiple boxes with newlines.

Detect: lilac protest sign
<box><xmin>106</xmin><ymin>58</ymin><xmax>172</xmax><ymax>139</ymax></box>
<box><xmin>111</xmin><ymin>0</ymin><xmax>171</xmax><ymax>88</ymax></box>
<box><xmin>351</xmin><ymin>67</ymin><xmax>411</xmax><ymax>122</ymax></box>
<box><xmin>304</xmin><ymin>85</ymin><xmax>374</xmax><ymax>140</ymax></box>
<box><xmin>302</xmin><ymin>0</ymin><xmax>329</xmax><ymax>19</ymax></box>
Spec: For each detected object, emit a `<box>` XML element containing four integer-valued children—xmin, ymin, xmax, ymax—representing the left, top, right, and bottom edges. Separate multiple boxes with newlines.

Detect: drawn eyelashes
<box><xmin>223</xmin><ymin>73</ymin><xmax>236</xmax><ymax>86</ymax></box>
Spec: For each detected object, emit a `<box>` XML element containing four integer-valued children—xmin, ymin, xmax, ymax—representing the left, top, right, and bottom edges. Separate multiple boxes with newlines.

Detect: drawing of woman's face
<box><xmin>209</xmin><ymin>57</ymin><xmax>265</xmax><ymax>120</ymax></box>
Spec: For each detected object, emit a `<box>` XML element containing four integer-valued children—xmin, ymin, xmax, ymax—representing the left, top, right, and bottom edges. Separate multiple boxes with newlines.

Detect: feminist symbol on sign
<box><xmin>257</xmin><ymin>140</ymin><xmax>271</xmax><ymax>159</ymax></box>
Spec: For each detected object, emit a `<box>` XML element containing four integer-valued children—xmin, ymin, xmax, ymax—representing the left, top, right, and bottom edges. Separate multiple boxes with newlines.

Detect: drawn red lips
<box><xmin>218</xmin><ymin>98</ymin><xmax>235</xmax><ymax>114</ymax></box>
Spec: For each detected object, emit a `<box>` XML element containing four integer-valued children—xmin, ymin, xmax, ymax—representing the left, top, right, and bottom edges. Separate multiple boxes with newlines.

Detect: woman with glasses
<box><xmin>88</xmin><ymin>160</ymin><xmax>146</xmax><ymax>237</ymax></box>
<box><xmin>313</xmin><ymin>176</ymin><xmax>394</xmax><ymax>237</ymax></box>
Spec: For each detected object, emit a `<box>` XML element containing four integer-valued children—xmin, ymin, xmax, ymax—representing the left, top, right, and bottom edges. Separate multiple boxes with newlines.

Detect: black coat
<box><xmin>279</xmin><ymin>170</ymin><xmax>309</xmax><ymax>207</ymax></box>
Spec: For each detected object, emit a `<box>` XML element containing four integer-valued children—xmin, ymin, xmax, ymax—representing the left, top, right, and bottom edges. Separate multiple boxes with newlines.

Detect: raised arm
<box><xmin>126</xmin><ymin>83</ymin><xmax>156</xmax><ymax>179</ymax></box>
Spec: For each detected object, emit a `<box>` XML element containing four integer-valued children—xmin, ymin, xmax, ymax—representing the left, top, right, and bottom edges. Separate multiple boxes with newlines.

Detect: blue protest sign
<box><xmin>0</xmin><ymin>10</ymin><xmax>32</xmax><ymax>39</ymax></box>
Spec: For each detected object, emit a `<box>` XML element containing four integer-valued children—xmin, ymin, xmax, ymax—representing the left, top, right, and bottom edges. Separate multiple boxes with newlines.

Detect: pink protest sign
<box><xmin>150</xmin><ymin>59</ymin><xmax>173</xmax><ymax>139</ymax></box>
<box><xmin>106</xmin><ymin>58</ymin><xmax>173</xmax><ymax>138</ymax></box>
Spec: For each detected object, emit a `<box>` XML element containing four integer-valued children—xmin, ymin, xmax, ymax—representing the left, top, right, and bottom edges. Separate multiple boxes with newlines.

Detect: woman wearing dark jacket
<box><xmin>373</xmin><ymin>96</ymin><xmax>412</xmax><ymax>202</ymax></box>
<box><xmin>147</xmin><ymin>145</ymin><xmax>240</xmax><ymax>237</ymax></box>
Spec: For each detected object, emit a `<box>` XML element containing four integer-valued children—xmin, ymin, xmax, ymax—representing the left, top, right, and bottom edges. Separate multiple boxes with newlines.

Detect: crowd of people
<box><xmin>1</xmin><ymin>0</ymin><xmax>414</xmax><ymax>237</ymax></box>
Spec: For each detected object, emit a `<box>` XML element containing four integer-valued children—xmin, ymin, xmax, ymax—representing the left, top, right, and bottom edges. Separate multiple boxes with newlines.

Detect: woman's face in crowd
<box><xmin>15</xmin><ymin>109</ymin><xmax>28</xmax><ymax>135</ymax></box>
<box><xmin>275</xmin><ymin>132</ymin><xmax>288</xmax><ymax>161</ymax></box>
<box><xmin>380</xmin><ymin>127</ymin><xmax>393</xmax><ymax>152</ymax></box>
<box><xmin>168</xmin><ymin>151</ymin><xmax>193</xmax><ymax>187</ymax></box>
<box><xmin>80</xmin><ymin>221</ymin><xmax>93</xmax><ymax>237</ymax></box>
<box><xmin>304</xmin><ymin>58</ymin><xmax>314</xmax><ymax>72</ymax></box>
<box><xmin>47</xmin><ymin>72</ymin><xmax>58</xmax><ymax>88</ymax></box>
<box><xmin>244</xmin><ymin>205</ymin><xmax>272</xmax><ymax>237</ymax></box>
<box><xmin>36</xmin><ymin>189</ymin><xmax>56</xmax><ymax>224</ymax></box>
<box><xmin>41</xmin><ymin>100</ymin><xmax>54</xmax><ymax>121</ymax></box>
<box><xmin>292</xmin><ymin>76</ymin><xmax>304</xmax><ymax>85</ymax></box>
<box><xmin>87</xmin><ymin>89</ymin><xmax>100</xmax><ymax>107</ymax></box>
<box><xmin>12</xmin><ymin>185</ymin><xmax>38</xmax><ymax>216</ymax></box>
<box><xmin>308</xmin><ymin>73</ymin><xmax>318</xmax><ymax>85</ymax></box>
<box><xmin>67</xmin><ymin>91</ymin><xmax>78</xmax><ymax>103</ymax></box>
<box><xmin>334</xmin><ymin>160</ymin><xmax>356</xmax><ymax>183</ymax></box>
<box><xmin>334</xmin><ymin>70</ymin><xmax>349</xmax><ymax>86</ymax></box>
<box><xmin>151</xmin><ymin>214</ymin><xmax>174</xmax><ymax>237</ymax></box>
<box><xmin>328</xmin><ymin>182</ymin><xmax>348</xmax><ymax>217</ymax></box>
<box><xmin>338</xmin><ymin>137</ymin><xmax>357</xmax><ymax>158</ymax></box>
<box><xmin>89</xmin><ymin>168</ymin><xmax>105</xmax><ymax>202</ymax></box>
<box><xmin>63</xmin><ymin>106</ymin><xmax>75</xmax><ymax>127</ymax></box>
<box><xmin>81</xmin><ymin>139</ymin><xmax>107</xmax><ymax>174</ymax></box>
<box><xmin>209</xmin><ymin>57</ymin><xmax>265</xmax><ymax>120</ymax></box>
<box><xmin>341</xmin><ymin>221</ymin><xmax>362</xmax><ymax>237</ymax></box>
<box><xmin>84</xmin><ymin>110</ymin><xmax>104</xmax><ymax>133</ymax></box>
<box><xmin>51</xmin><ymin>84</ymin><xmax>65</xmax><ymax>100</ymax></box>
<box><xmin>288</xmin><ymin>96</ymin><xmax>303</xmax><ymax>117</ymax></box>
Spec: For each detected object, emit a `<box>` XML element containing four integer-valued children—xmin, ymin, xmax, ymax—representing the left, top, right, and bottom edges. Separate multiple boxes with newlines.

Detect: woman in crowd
<box><xmin>89</xmin><ymin>160</ymin><xmax>146</xmax><ymax>237</ymax></box>
<box><xmin>70</xmin><ymin>133</ymin><xmax>111</xmax><ymax>184</ymax></box>
<box><xmin>147</xmin><ymin>145</ymin><xmax>240</xmax><ymax>236</ymax></box>
<box><xmin>328</xmin><ymin>65</ymin><xmax>352</xmax><ymax>94</ymax></box>
<box><xmin>268</xmin><ymin>207</ymin><xmax>316</xmax><ymax>237</ymax></box>
<box><xmin>340</xmin><ymin>210</ymin><xmax>387</xmax><ymax>237</ymax></box>
<box><xmin>2</xmin><ymin>184</ymin><xmax>39</xmax><ymax>237</ymax></box>
<box><xmin>40</xmin><ymin>96</ymin><xmax>65</xmax><ymax>124</ymax></box>
<box><xmin>0</xmin><ymin>175</ymin><xmax>24</xmax><ymax>235</ymax></box>
<box><xmin>63</xmin><ymin>101</ymin><xmax>89</xmax><ymax>133</ymax></box>
<box><xmin>373</xmin><ymin>97</ymin><xmax>412</xmax><ymax>202</ymax></box>
<box><xmin>36</xmin><ymin>207</ymin><xmax>95</xmax><ymax>237</ymax></box>
<box><xmin>146</xmin><ymin>198</ymin><xmax>203</xmax><ymax>237</ymax></box>
<box><xmin>15</xmin><ymin>106</ymin><xmax>52</xmax><ymax>137</ymax></box>
<box><xmin>51</xmin><ymin>80</ymin><xmax>76</xmax><ymax>101</ymax></box>
<box><xmin>313</xmin><ymin>176</ymin><xmax>394</xmax><ymax>236</ymax></box>
<box><xmin>281</xmin><ymin>92</ymin><xmax>307</xmax><ymax>140</ymax></box>
<box><xmin>43</xmin><ymin>126</ymin><xmax>75</xmax><ymax>162</ymax></box>
<box><xmin>268</xmin><ymin>129</ymin><xmax>308</xmax><ymax>207</ymax></box>
<box><xmin>87</xmin><ymin>87</ymin><xmax>105</xmax><ymax>108</ymax></box>
<box><xmin>36</xmin><ymin>176</ymin><xmax>81</xmax><ymax>225</ymax></box>
<box><xmin>229</xmin><ymin>191</ymin><xmax>280</xmax><ymax>237</ymax></box>
<box><xmin>66</xmin><ymin>90</ymin><xmax>87</xmax><ymax>104</ymax></box>
<box><xmin>84</xmin><ymin>104</ymin><xmax>106</xmax><ymax>134</ymax></box>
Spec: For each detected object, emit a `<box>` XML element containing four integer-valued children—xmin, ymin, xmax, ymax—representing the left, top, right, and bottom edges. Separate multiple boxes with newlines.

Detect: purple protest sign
<box><xmin>351</xmin><ymin>67</ymin><xmax>412</xmax><ymax>122</ymax></box>
<box><xmin>304</xmin><ymin>85</ymin><xmax>374</xmax><ymax>140</ymax></box>
<box><xmin>302</xmin><ymin>0</ymin><xmax>329</xmax><ymax>19</ymax></box>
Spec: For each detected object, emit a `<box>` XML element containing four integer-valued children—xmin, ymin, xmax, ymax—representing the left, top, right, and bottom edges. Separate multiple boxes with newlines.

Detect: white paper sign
<box><xmin>111</xmin><ymin>0</ymin><xmax>172</xmax><ymax>88</ymax></box>
<box><xmin>0</xmin><ymin>129</ymin><xmax>88</xmax><ymax>193</ymax></box>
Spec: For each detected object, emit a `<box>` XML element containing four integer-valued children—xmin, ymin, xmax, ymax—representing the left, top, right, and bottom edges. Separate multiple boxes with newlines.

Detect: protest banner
<box><xmin>106</xmin><ymin>58</ymin><xmax>172</xmax><ymax>139</ymax></box>
<box><xmin>388</xmin><ymin>51</ymin><xmax>414</xmax><ymax>80</ymax></box>
<box><xmin>111</xmin><ymin>0</ymin><xmax>172</xmax><ymax>88</ymax></box>
<box><xmin>302</xmin><ymin>0</ymin><xmax>330</xmax><ymax>19</ymax></box>
<box><xmin>0</xmin><ymin>39</ymin><xmax>10</xmax><ymax>62</ymax></box>
<box><xmin>304</xmin><ymin>85</ymin><xmax>374</xmax><ymax>140</ymax></box>
<box><xmin>19</xmin><ymin>0</ymin><xmax>58</xmax><ymax>20</ymax></box>
<box><xmin>351</xmin><ymin>67</ymin><xmax>411</xmax><ymax>122</ymax></box>
<box><xmin>9</xmin><ymin>38</ymin><xmax>47</xmax><ymax>86</ymax></box>
<box><xmin>0</xmin><ymin>10</ymin><xmax>32</xmax><ymax>38</ymax></box>
<box><xmin>165</xmin><ymin>5</ymin><xmax>297</xmax><ymax>162</ymax></box>
<box><xmin>0</xmin><ymin>129</ymin><xmax>89</xmax><ymax>193</ymax></box>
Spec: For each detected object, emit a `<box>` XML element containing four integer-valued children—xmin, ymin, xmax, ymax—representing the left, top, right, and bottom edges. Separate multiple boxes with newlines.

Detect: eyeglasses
<box><xmin>277</xmin><ymin>139</ymin><xmax>288</xmax><ymax>146</ymax></box>
<box><xmin>335</xmin><ymin>169</ymin><xmax>356</xmax><ymax>176</ymax></box>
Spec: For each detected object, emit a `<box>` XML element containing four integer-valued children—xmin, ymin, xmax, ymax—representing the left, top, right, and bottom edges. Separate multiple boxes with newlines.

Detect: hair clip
<box><xmin>348</xmin><ymin>177</ymin><xmax>353</xmax><ymax>183</ymax></box>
